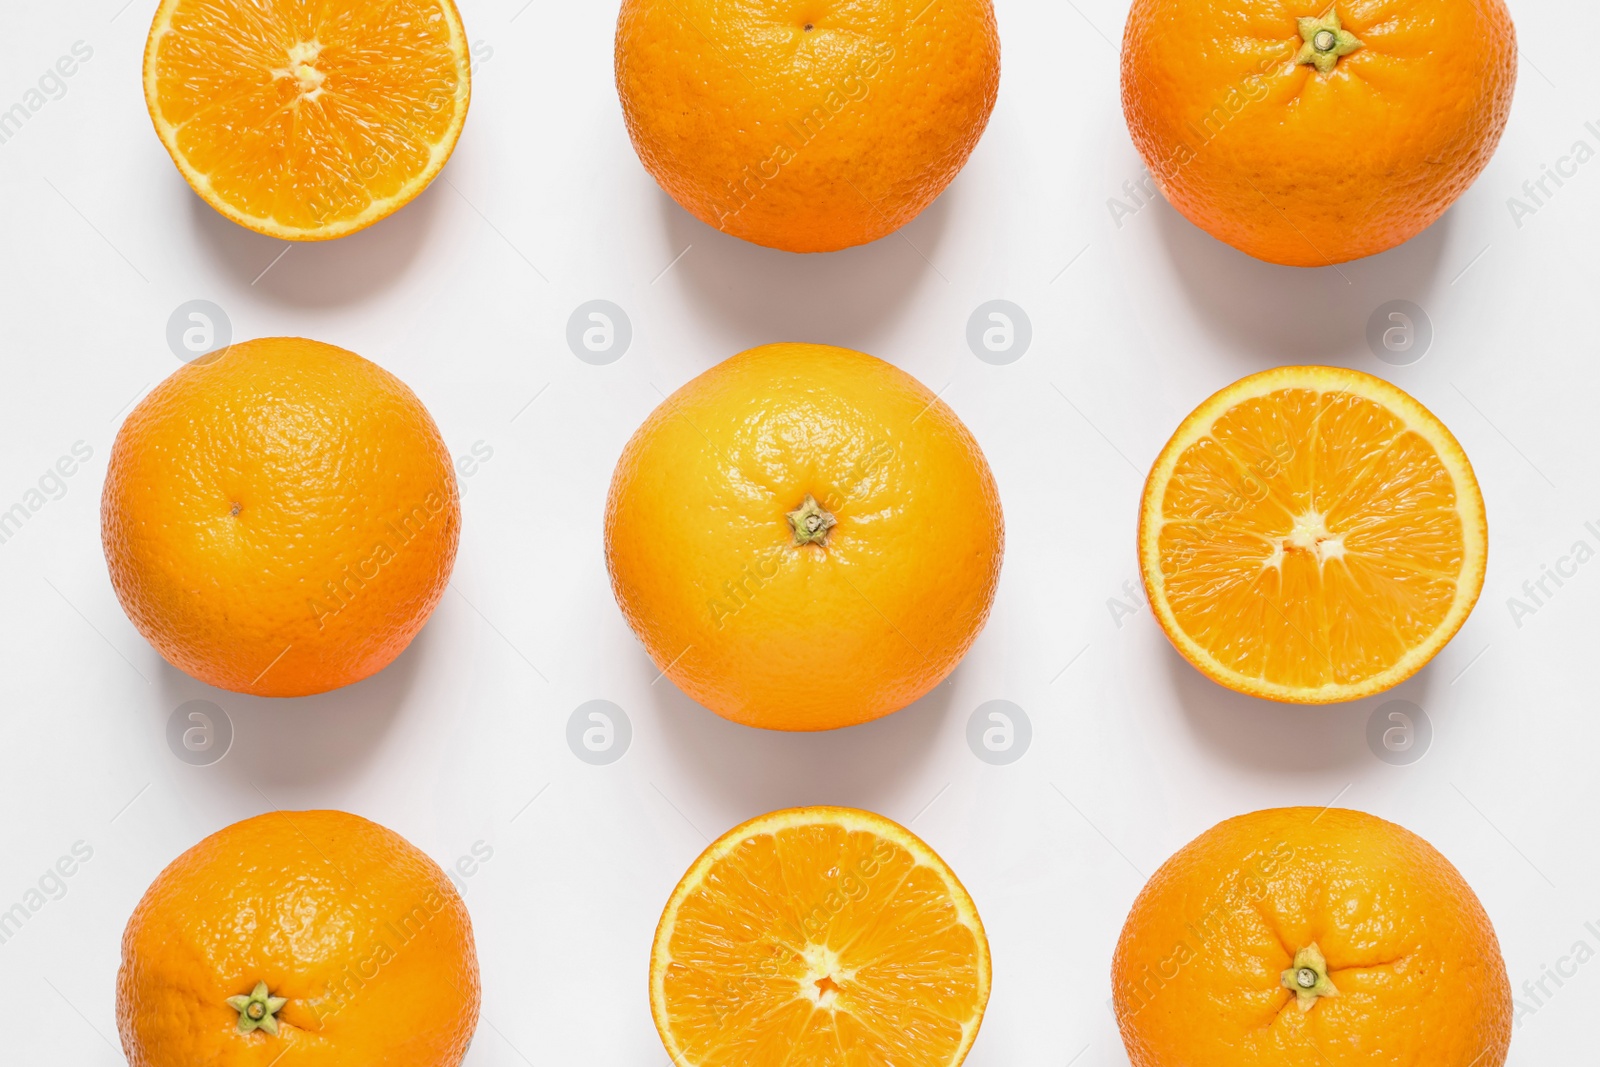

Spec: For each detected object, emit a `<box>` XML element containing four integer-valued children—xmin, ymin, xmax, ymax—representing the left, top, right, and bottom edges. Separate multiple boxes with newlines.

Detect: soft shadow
<box><xmin>1152</xmin><ymin>199</ymin><xmax>1452</xmax><ymax>363</ymax></box>
<box><xmin>658</xmin><ymin>185</ymin><xmax>954</xmax><ymax>355</ymax></box>
<box><xmin>650</xmin><ymin>671</ymin><xmax>961</xmax><ymax>813</ymax></box>
<box><xmin>154</xmin><ymin>621</ymin><xmax>432</xmax><ymax>789</ymax></box>
<box><xmin>187</xmin><ymin>180</ymin><xmax>443</xmax><ymax>307</ymax></box>
<box><xmin>1159</xmin><ymin>641</ymin><xmax>1432</xmax><ymax>773</ymax></box>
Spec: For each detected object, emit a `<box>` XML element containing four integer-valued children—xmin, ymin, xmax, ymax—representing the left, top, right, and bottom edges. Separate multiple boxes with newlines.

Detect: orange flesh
<box><xmin>656</xmin><ymin>816</ymin><xmax>987</xmax><ymax>1067</ymax></box>
<box><xmin>146</xmin><ymin>0</ymin><xmax>468</xmax><ymax>237</ymax></box>
<box><xmin>1157</xmin><ymin>387</ymin><xmax>1465</xmax><ymax>689</ymax></box>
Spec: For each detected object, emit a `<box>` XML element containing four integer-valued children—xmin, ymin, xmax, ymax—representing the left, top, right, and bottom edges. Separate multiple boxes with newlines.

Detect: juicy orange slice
<box><xmin>650</xmin><ymin>807</ymin><xmax>990</xmax><ymax>1067</ymax></box>
<box><xmin>143</xmin><ymin>0</ymin><xmax>470</xmax><ymax>240</ymax></box>
<box><xmin>1139</xmin><ymin>367</ymin><xmax>1486</xmax><ymax>704</ymax></box>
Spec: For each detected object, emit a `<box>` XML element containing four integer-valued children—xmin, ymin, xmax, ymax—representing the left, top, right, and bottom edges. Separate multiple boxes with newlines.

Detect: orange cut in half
<box><xmin>1139</xmin><ymin>367</ymin><xmax>1486</xmax><ymax>704</ymax></box>
<box><xmin>143</xmin><ymin>0</ymin><xmax>471</xmax><ymax>240</ymax></box>
<box><xmin>650</xmin><ymin>807</ymin><xmax>990</xmax><ymax>1067</ymax></box>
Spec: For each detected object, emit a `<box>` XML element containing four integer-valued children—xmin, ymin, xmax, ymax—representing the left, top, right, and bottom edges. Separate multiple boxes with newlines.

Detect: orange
<box><xmin>1121</xmin><ymin>0</ymin><xmax>1516</xmax><ymax>265</ymax></box>
<box><xmin>604</xmin><ymin>343</ymin><xmax>1003</xmax><ymax>730</ymax></box>
<box><xmin>102</xmin><ymin>337</ymin><xmax>460</xmax><ymax>697</ymax></box>
<box><xmin>1112</xmin><ymin>807</ymin><xmax>1512</xmax><ymax>1067</ymax></box>
<box><xmin>651</xmin><ymin>806</ymin><xmax>990</xmax><ymax>1067</ymax></box>
<box><xmin>615</xmin><ymin>0</ymin><xmax>1000</xmax><ymax>252</ymax></box>
<box><xmin>144</xmin><ymin>0</ymin><xmax>471</xmax><ymax>240</ymax></box>
<box><xmin>117</xmin><ymin>810</ymin><xmax>480</xmax><ymax>1067</ymax></box>
<box><xmin>1139</xmin><ymin>366</ymin><xmax>1485</xmax><ymax>703</ymax></box>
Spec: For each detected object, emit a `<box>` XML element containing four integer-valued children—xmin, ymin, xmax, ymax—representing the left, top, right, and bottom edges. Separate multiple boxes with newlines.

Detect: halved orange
<box><xmin>650</xmin><ymin>807</ymin><xmax>990</xmax><ymax>1067</ymax></box>
<box><xmin>1139</xmin><ymin>367</ymin><xmax>1486</xmax><ymax>703</ymax></box>
<box><xmin>143</xmin><ymin>0</ymin><xmax>471</xmax><ymax>240</ymax></box>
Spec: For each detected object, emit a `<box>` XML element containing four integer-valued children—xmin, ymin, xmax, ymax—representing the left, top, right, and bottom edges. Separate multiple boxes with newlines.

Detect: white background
<box><xmin>1</xmin><ymin>0</ymin><xmax>1596</xmax><ymax>1063</ymax></box>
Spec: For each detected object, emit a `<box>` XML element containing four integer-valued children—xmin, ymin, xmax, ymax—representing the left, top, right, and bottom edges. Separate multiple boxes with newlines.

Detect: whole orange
<box><xmin>1112</xmin><ymin>807</ymin><xmax>1512</xmax><ymax>1067</ymax></box>
<box><xmin>615</xmin><ymin>0</ymin><xmax>1000</xmax><ymax>252</ymax></box>
<box><xmin>117</xmin><ymin>810</ymin><xmax>480</xmax><ymax>1067</ymax></box>
<box><xmin>102</xmin><ymin>337</ymin><xmax>459</xmax><ymax>697</ymax></box>
<box><xmin>604</xmin><ymin>343</ymin><xmax>1003</xmax><ymax>730</ymax></box>
<box><xmin>1121</xmin><ymin>0</ymin><xmax>1516</xmax><ymax>266</ymax></box>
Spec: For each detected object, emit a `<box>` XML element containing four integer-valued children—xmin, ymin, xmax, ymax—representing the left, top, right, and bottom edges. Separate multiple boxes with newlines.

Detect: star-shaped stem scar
<box><xmin>1295</xmin><ymin>10</ymin><xmax>1363</xmax><ymax>74</ymax></box>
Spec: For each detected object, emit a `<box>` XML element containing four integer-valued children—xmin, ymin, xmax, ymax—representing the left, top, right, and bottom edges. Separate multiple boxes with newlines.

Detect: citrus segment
<box><xmin>144</xmin><ymin>0</ymin><xmax>471</xmax><ymax>239</ymax></box>
<box><xmin>651</xmin><ymin>807</ymin><xmax>990</xmax><ymax>1067</ymax></box>
<box><xmin>1139</xmin><ymin>367</ymin><xmax>1485</xmax><ymax>702</ymax></box>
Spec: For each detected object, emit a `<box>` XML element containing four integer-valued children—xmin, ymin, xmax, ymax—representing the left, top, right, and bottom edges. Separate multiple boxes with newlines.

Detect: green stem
<box><xmin>1295</xmin><ymin>10</ymin><xmax>1362</xmax><ymax>74</ymax></box>
<box><xmin>1280</xmin><ymin>943</ymin><xmax>1339</xmax><ymax>1011</ymax></box>
<box><xmin>786</xmin><ymin>495</ymin><xmax>837</xmax><ymax>547</ymax></box>
<box><xmin>226</xmin><ymin>982</ymin><xmax>288</xmax><ymax>1036</ymax></box>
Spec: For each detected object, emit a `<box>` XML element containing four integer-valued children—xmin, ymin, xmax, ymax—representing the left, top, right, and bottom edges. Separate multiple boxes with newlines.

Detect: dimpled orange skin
<box><xmin>1121</xmin><ymin>0</ymin><xmax>1516</xmax><ymax>266</ymax></box>
<box><xmin>1112</xmin><ymin>808</ymin><xmax>1512</xmax><ymax>1067</ymax></box>
<box><xmin>605</xmin><ymin>344</ymin><xmax>1003</xmax><ymax>730</ymax></box>
<box><xmin>117</xmin><ymin>810</ymin><xmax>480</xmax><ymax>1067</ymax></box>
<box><xmin>615</xmin><ymin>0</ymin><xmax>1000</xmax><ymax>253</ymax></box>
<box><xmin>102</xmin><ymin>338</ymin><xmax>459</xmax><ymax>697</ymax></box>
